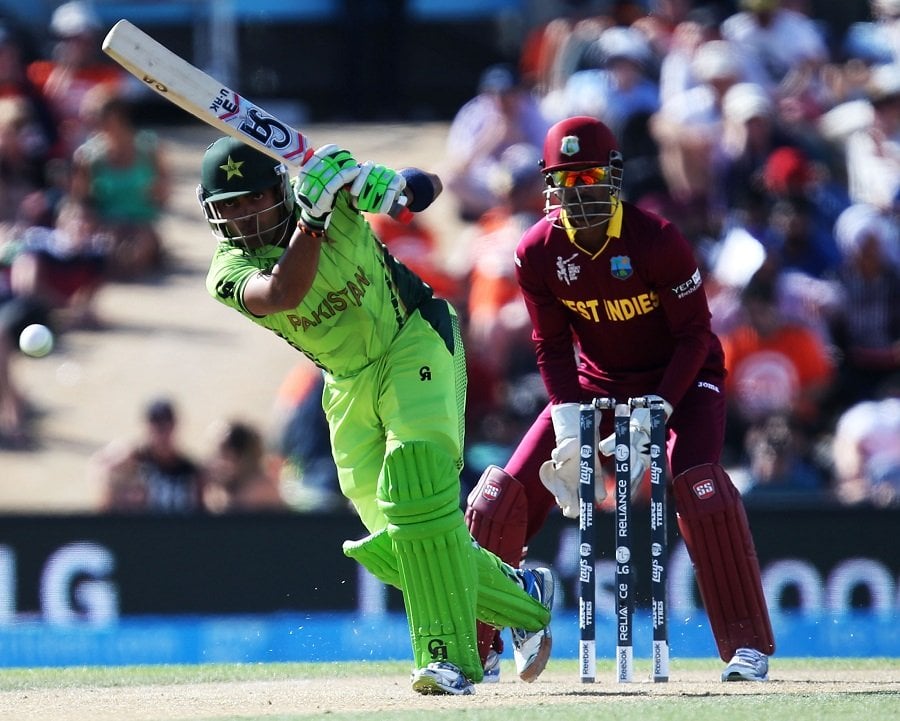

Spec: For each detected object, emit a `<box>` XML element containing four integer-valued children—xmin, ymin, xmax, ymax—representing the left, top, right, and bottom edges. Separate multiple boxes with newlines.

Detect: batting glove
<box><xmin>598</xmin><ymin>395</ymin><xmax>672</xmax><ymax>493</ymax></box>
<box><xmin>350</xmin><ymin>161</ymin><xmax>407</xmax><ymax>215</ymax></box>
<box><xmin>539</xmin><ymin>403</ymin><xmax>607</xmax><ymax>519</ymax></box>
<box><xmin>294</xmin><ymin>144</ymin><xmax>360</xmax><ymax>226</ymax></box>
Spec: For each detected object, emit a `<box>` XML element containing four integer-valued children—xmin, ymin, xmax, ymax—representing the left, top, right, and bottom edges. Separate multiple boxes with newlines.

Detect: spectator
<box><xmin>630</xmin><ymin>0</ymin><xmax>697</xmax><ymax>59</ymax></box>
<box><xmin>741</xmin><ymin>412</ymin><xmax>827</xmax><ymax>496</ymax></box>
<box><xmin>828</xmin><ymin>202</ymin><xmax>900</xmax><ymax>407</ymax></box>
<box><xmin>541</xmin><ymin>25</ymin><xmax>660</xmax><ymax>135</ymax></box>
<box><xmin>443</xmin><ymin>63</ymin><xmax>548</xmax><ymax>221</ymax></box>
<box><xmin>0</xmin><ymin>290</ymin><xmax>51</xmax><ymax>448</ymax></box>
<box><xmin>366</xmin><ymin>213</ymin><xmax>462</xmax><ymax>303</ymax></box>
<box><xmin>462</xmin><ymin>143</ymin><xmax>543</xmax><ymax>377</ymax></box>
<box><xmin>720</xmin><ymin>0</ymin><xmax>829</xmax><ymax>92</ymax></box>
<box><xmin>650</xmin><ymin>39</ymin><xmax>744</xmax><ymax>212</ymax></box>
<box><xmin>90</xmin><ymin>397</ymin><xmax>206</xmax><ymax>513</ymax></box>
<box><xmin>527</xmin><ymin>14</ymin><xmax>614</xmax><ymax>97</ymax></box>
<box><xmin>719</xmin><ymin>267</ymin><xmax>835</xmax><ymax>461</ymax></box>
<box><xmin>706</xmin><ymin>185</ymin><xmax>771</xmax><ymax>335</ymax></box>
<box><xmin>764</xmin><ymin>194</ymin><xmax>841</xmax><ymax>278</ymax></box>
<box><xmin>831</xmin><ymin>396</ymin><xmax>900</xmax><ymax>507</ymax></box>
<box><xmin>0</xmin><ymin>22</ymin><xmax>59</xmax><ymax>154</ymax></box>
<box><xmin>657</xmin><ymin>5</ymin><xmax>728</xmax><ymax>104</ymax></box>
<box><xmin>0</xmin><ymin>96</ymin><xmax>51</xmax><ymax>225</ymax></box>
<box><xmin>760</xmin><ymin>145</ymin><xmax>849</xmax><ymax>264</ymax></box>
<box><xmin>26</xmin><ymin>1</ymin><xmax>126</xmax><ymax>157</ymax></box>
<box><xmin>845</xmin><ymin>63</ymin><xmax>900</xmax><ymax>210</ymax></box>
<box><xmin>202</xmin><ymin>419</ymin><xmax>288</xmax><ymax>513</ymax></box>
<box><xmin>270</xmin><ymin>362</ymin><xmax>343</xmax><ymax>512</ymax></box>
<box><xmin>842</xmin><ymin>0</ymin><xmax>900</xmax><ymax>69</ymax></box>
<box><xmin>459</xmin><ymin>143</ymin><xmax>548</xmax><ymax>475</ymax></box>
<box><xmin>6</xmin><ymin>195</ymin><xmax>108</xmax><ymax>330</ymax></box>
<box><xmin>70</xmin><ymin>88</ymin><xmax>170</xmax><ymax>280</ymax></box>
<box><xmin>710</xmin><ymin>82</ymin><xmax>782</xmax><ymax>218</ymax></box>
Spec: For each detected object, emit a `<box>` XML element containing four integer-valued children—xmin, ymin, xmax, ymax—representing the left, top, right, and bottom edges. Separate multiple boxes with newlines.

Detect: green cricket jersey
<box><xmin>206</xmin><ymin>191</ymin><xmax>433</xmax><ymax>378</ymax></box>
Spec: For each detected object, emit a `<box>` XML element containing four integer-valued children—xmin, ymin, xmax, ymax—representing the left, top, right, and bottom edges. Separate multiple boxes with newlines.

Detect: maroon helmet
<box><xmin>540</xmin><ymin>116</ymin><xmax>623</xmax><ymax>229</ymax></box>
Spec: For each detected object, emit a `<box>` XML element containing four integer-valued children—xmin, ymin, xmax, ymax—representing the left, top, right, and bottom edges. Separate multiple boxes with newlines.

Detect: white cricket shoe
<box><xmin>411</xmin><ymin>661</ymin><xmax>475</xmax><ymax>695</ymax></box>
<box><xmin>510</xmin><ymin>567</ymin><xmax>554</xmax><ymax>682</ymax></box>
<box><xmin>482</xmin><ymin>649</ymin><xmax>501</xmax><ymax>683</ymax></box>
<box><xmin>722</xmin><ymin>647</ymin><xmax>769</xmax><ymax>681</ymax></box>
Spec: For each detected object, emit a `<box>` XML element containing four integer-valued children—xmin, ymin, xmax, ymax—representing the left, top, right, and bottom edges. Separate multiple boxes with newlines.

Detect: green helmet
<box><xmin>197</xmin><ymin>137</ymin><xmax>294</xmax><ymax>249</ymax></box>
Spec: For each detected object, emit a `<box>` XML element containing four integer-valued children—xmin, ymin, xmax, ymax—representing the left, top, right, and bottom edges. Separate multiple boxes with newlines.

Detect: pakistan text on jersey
<box><xmin>286</xmin><ymin>265</ymin><xmax>371</xmax><ymax>330</ymax></box>
<box><xmin>562</xmin><ymin>291</ymin><xmax>660</xmax><ymax>322</ymax></box>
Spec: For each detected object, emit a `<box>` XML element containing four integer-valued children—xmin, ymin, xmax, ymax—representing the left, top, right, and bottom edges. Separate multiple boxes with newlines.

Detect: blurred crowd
<box><xmin>430</xmin><ymin>0</ymin><xmax>900</xmax><ymax>509</ymax></box>
<box><xmin>2</xmin><ymin>0</ymin><xmax>899</xmax><ymax>513</ymax></box>
<box><xmin>1</xmin><ymin>2</ymin><xmax>169</xmax><ymax>450</ymax></box>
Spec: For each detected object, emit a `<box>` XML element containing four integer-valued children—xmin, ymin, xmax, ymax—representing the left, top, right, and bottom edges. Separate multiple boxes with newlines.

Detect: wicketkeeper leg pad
<box><xmin>378</xmin><ymin>441</ymin><xmax>482</xmax><ymax>682</ymax></box>
<box><xmin>465</xmin><ymin>465</ymin><xmax>529</xmax><ymax>664</ymax></box>
<box><xmin>673</xmin><ymin>463</ymin><xmax>776</xmax><ymax>661</ymax></box>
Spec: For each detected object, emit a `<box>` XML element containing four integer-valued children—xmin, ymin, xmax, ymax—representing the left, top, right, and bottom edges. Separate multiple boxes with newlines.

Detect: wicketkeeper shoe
<box><xmin>721</xmin><ymin>647</ymin><xmax>769</xmax><ymax>681</ymax></box>
<box><xmin>510</xmin><ymin>567</ymin><xmax>555</xmax><ymax>682</ymax></box>
<box><xmin>482</xmin><ymin>649</ymin><xmax>501</xmax><ymax>683</ymax></box>
<box><xmin>411</xmin><ymin>661</ymin><xmax>475</xmax><ymax>695</ymax></box>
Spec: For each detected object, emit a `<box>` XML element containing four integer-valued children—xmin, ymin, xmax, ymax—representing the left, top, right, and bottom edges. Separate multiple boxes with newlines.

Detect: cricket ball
<box><xmin>19</xmin><ymin>323</ymin><xmax>54</xmax><ymax>358</ymax></box>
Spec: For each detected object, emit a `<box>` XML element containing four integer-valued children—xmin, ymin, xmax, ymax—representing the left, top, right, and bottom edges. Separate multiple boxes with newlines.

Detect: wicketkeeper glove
<box><xmin>598</xmin><ymin>395</ymin><xmax>672</xmax><ymax>493</ymax></box>
<box><xmin>350</xmin><ymin>161</ymin><xmax>407</xmax><ymax>215</ymax></box>
<box><xmin>538</xmin><ymin>403</ymin><xmax>607</xmax><ymax>519</ymax></box>
<box><xmin>294</xmin><ymin>144</ymin><xmax>360</xmax><ymax>228</ymax></box>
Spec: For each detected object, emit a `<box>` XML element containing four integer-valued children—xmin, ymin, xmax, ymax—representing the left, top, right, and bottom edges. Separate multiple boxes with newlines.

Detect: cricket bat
<box><xmin>102</xmin><ymin>19</ymin><xmax>410</xmax><ymax>219</ymax></box>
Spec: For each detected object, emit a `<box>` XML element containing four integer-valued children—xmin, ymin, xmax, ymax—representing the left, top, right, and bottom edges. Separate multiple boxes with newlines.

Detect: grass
<box><xmin>0</xmin><ymin>657</ymin><xmax>891</xmax><ymax>689</ymax></box>
<box><xmin>0</xmin><ymin>658</ymin><xmax>897</xmax><ymax>721</ymax></box>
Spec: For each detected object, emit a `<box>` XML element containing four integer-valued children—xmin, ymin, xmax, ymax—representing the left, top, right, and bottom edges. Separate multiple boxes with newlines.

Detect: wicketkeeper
<box><xmin>197</xmin><ymin>137</ymin><xmax>554</xmax><ymax>695</ymax></box>
<box><xmin>465</xmin><ymin>116</ymin><xmax>775</xmax><ymax>682</ymax></box>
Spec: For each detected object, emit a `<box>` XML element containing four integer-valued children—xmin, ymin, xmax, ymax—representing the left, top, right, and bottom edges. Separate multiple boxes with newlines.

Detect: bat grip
<box><xmin>388</xmin><ymin>195</ymin><xmax>413</xmax><ymax>223</ymax></box>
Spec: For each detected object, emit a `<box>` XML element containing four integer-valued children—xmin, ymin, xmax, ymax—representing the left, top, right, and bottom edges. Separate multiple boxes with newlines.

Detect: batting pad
<box><xmin>344</xmin><ymin>528</ymin><xmax>550</xmax><ymax>631</ymax></box>
<box><xmin>378</xmin><ymin>441</ymin><xmax>482</xmax><ymax>682</ymax></box>
<box><xmin>343</xmin><ymin>531</ymin><xmax>401</xmax><ymax>588</ymax></box>
<box><xmin>673</xmin><ymin>463</ymin><xmax>775</xmax><ymax>660</ymax></box>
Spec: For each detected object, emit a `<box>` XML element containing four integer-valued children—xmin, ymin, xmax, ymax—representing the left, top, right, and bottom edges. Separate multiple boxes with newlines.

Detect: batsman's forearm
<box><xmin>242</xmin><ymin>228</ymin><xmax>321</xmax><ymax>315</ymax></box>
<box><xmin>272</xmin><ymin>227</ymin><xmax>322</xmax><ymax>304</ymax></box>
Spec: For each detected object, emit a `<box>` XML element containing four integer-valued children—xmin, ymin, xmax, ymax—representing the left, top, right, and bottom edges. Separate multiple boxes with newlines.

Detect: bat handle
<box><xmin>389</xmin><ymin>195</ymin><xmax>413</xmax><ymax>223</ymax></box>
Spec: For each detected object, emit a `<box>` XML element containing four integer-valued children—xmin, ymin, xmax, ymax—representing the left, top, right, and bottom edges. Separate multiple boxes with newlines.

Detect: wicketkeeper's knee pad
<box><xmin>465</xmin><ymin>465</ymin><xmax>529</xmax><ymax>663</ymax></box>
<box><xmin>673</xmin><ymin>463</ymin><xmax>776</xmax><ymax>660</ymax></box>
<box><xmin>378</xmin><ymin>441</ymin><xmax>482</xmax><ymax>682</ymax></box>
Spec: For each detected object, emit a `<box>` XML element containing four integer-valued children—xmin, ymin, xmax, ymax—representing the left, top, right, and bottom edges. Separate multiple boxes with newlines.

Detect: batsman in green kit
<box><xmin>197</xmin><ymin>137</ymin><xmax>553</xmax><ymax>695</ymax></box>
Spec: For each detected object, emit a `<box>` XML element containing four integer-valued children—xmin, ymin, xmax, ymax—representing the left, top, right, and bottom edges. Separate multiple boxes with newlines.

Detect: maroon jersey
<box><xmin>515</xmin><ymin>201</ymin><xmax>725</xmax><ymax>405</ymax></box>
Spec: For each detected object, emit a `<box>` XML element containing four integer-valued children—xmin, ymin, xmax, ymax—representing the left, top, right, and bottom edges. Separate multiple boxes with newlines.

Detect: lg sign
<box><xmin>550</xmin><ymin>527</ymin><xmax>900</xmax><ymax>615</ymax></box>
<box><xmin>0</xmin><ymin>542</ymin><xmax>118</xmax><ymax>623</ymax></box>
<box><xmin>0</xmin><ymin>511</ymin><xmax>897</xmax><ymax>623</ymax></box>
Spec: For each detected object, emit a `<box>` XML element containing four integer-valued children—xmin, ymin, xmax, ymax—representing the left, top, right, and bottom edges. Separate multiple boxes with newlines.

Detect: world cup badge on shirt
<box><xmin>610</xmin><ymin>255</ymin><xmax>633</xmax><ymax>280</ymax></box>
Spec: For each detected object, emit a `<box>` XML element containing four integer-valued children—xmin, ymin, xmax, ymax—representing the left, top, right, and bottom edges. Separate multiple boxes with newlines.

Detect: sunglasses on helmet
<box><xmin>548</xmin><ymin>167</ymin><xmax>610</xmax><ymax>188</ymax></box>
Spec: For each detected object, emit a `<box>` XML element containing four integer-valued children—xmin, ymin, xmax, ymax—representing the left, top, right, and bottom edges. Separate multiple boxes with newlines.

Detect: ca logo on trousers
<box><xmin>428</xmin><ymin>638</ymin><xmax>448</xmax><ymax>661</ymax></box>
